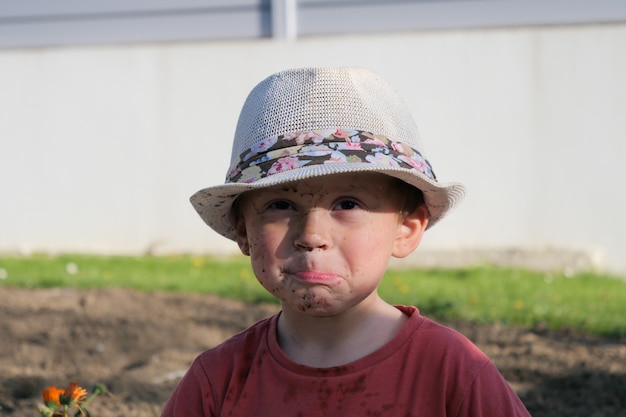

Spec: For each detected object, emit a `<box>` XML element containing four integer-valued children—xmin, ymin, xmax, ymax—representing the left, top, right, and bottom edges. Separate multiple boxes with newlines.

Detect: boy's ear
<box><xmin>234</xmin><ymin>214</ymin><xmax>251</xmax><ymax>256</ymax></box>
<box><xmin>392</xmin><ymin>204</ymin><xmax>429</xmax><ymax>259</ymax></box>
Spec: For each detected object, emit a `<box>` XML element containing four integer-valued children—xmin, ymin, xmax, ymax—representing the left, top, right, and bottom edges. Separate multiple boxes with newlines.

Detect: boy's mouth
<box><xmin>292</xmin><ymin>271</ymin><xmax>340</xmax><ymax>284</ymax></box>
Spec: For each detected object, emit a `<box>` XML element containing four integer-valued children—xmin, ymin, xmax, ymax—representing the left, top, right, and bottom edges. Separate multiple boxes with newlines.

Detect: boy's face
<box><xmin>235</xmin><ymin>172</ymin><xmax>428</xmax><ymax>317</ymax></box>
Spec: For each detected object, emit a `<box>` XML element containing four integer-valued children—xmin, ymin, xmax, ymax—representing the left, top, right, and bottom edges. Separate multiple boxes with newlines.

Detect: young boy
<box><xmin>161</xmin><ymin>67</ymin><xmax>531</xmax><ymax>416</ymax></box>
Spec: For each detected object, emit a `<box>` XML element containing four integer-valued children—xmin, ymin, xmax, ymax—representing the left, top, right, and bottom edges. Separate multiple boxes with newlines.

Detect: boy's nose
<box><xmin>293</xmin><ymin>209</ymin><xmax>330</xmax><ymax>251</ymax></box>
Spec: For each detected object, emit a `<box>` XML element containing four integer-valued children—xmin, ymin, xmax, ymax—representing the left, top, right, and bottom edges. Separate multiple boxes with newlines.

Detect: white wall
<box><xmin>1</xmin><ymin>24</ymin><xmax>625</xmax><ymax>274</ymax></box>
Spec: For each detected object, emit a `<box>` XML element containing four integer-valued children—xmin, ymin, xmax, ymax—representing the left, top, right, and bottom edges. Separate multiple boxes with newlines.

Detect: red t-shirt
<box><xmin>161</xmin><ymin>305</ymin><xmax>530</xmax><ymax>417</ymax></box>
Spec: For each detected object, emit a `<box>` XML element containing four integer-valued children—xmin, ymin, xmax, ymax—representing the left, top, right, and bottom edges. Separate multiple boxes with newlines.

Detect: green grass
<box><xmin>1</xmin><ymin>254</ymin><xmax>625</xmax><ymax>336</ymax></box>
<box><xmin>0</xmin><ymin>253</ymin><xmax>273</xmax><ymax>304</ymax></box>
<box><xmin>380</xmin><ymin>266</ymin><xmax>626</xmax><ymax>337</ymax></box>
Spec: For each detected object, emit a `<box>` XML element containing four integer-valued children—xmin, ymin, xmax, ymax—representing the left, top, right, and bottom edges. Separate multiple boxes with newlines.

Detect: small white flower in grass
<box><xmin>0</xmin><ymin>268</ymin><xmax>7</xmax><ymax>279</ymax></box>
<box><xmin>65</xmin><ymin>262</ymin><xmax>79</xmax><ymax>275</ymax></box>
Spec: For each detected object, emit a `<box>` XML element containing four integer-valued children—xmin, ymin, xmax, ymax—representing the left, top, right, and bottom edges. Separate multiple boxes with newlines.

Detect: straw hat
<box><xmin>191</xmin><ymin>67</ymin><xmax>465</xmax><ymax>241</ymax></box>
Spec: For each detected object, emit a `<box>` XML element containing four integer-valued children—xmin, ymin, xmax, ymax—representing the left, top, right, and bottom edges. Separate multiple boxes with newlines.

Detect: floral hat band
<box><xmin>226</xmin><ymin>128</ymin><xmax>437</xmax><ymax>184</ymax></box>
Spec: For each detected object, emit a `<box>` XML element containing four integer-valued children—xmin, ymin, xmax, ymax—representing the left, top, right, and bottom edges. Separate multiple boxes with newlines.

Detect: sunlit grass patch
<box><xmin>380</xmin><ymin>266</ymin><xmax>626</xmax><ymax>336</ymax></box>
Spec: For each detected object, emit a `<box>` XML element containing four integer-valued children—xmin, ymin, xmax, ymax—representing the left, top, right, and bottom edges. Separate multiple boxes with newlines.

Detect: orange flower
<box><xmin>42</xmin><ymin>386</ymin><xmax>64</xmax><ymax>406</ymax></box>
<box><xmin>59</xmin><ymin>381</ymin><xmax>88</xmax><ymax>406</ymax></box>
<box><xmin>42</xmin><ymin>381</ymin><xmax>88</xmax><ymax>408</ymax></box>
<box><xmin>39</xmin><ymin>381</ymin><xmax>105</xmax><ymax>417</ymax></box>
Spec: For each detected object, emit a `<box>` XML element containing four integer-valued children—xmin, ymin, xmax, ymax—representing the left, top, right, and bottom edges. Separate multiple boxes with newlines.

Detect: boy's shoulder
<box><xmin>395</xmin><ymin>305</ymin><xmax>492</xmax><ymax>369</ymax></box>
<box><xmin>195</xmin><ymin>313</ymin><xmax>277</xmax><ymax>366</ymax></box>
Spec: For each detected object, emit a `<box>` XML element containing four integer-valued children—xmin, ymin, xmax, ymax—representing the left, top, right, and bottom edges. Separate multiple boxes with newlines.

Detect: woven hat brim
<box><xmin>190</xmin><ymin>163</ymin><xmax>465</xmax><ymax>242</ymax></box>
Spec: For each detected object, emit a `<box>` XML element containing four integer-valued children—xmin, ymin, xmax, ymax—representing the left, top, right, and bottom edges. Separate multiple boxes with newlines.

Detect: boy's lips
<box><xmin>292</xmin><ymin>271</ymin><xmax>340</xmax><ymax>284</ymax></box>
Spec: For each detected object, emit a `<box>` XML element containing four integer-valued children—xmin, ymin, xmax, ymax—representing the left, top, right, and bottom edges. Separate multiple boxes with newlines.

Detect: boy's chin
<box><xmin>281</xmin><ymin>298</ymin><xmax>344</xmax><ymax>317</ymax></box>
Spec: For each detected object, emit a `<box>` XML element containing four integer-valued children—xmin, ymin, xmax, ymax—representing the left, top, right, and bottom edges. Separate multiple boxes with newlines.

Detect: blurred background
<box><xmin>0</xmin><ymin>0</ymin><xmax>624</xmax><ymax>275</ymax></box>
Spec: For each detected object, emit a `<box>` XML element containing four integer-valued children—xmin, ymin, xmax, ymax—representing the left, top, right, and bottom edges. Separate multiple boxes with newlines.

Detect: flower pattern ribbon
<box><xmin>226</xmin><ymin>129</ymin><xmax>436</xmax><ymax>184</ymax></box>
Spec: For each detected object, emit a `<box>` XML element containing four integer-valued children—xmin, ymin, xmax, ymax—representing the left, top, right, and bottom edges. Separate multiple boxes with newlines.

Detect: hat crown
<box><xmin>231</xmin><ymin>67</ymin><xmax>424</xmax><ymax>167</ymax></box>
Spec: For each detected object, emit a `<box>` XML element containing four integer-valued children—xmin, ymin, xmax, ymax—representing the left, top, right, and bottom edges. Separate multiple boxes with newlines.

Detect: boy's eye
<box><xmin>335</xmin><ymin>200</ymin><xmax>359</xmax><ymax>210</ymax></box>
<box><xmin>268</xmin><ymin>200</ymin><xmax>292</xmax><ymax>210</ymax></box>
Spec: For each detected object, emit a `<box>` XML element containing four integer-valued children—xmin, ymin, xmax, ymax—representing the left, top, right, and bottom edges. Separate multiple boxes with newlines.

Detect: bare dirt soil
<box><xmin>1</xmin><ymin>287</ymin><xmax>625</xmax><ymax>417</ymax></box>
